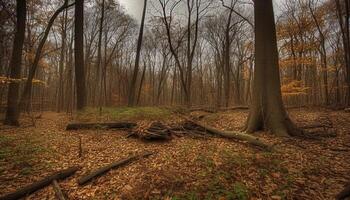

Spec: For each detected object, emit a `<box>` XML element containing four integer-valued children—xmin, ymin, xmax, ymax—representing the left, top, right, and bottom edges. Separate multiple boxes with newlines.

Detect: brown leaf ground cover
<box><xmin>0</xmin><ymin>108</ymin><xmax>349</xmax><ymax>199</ymax></box>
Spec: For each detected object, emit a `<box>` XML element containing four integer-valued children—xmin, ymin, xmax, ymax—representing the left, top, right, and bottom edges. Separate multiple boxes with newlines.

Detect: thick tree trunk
<box><xmin>245</xmin><ymin>0</ymin><xmax>301</xmax><ymax>137</ymax></box>
<box><xmin>336</xmin><ymin>0</ymin><xmax>350</xmax><ymax>106</ymax></box>
<box><xmin>4</xmin><ymin>0</ymin><xmax>26</xmax><ymax>126</ymax></box>
<box><xmin>74</xmin><ymin>0</ymin><xmax>87</xmax><ymax>110</ymax></box>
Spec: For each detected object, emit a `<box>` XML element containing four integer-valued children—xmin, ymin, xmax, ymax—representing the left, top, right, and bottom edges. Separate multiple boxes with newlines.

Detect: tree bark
<box><xmin>335</xmin><ymin>0</ymin><xmax>350</xmax><ymax>106</ymax></box>
<box><xmin>4</xmin><ymin>0</ymin><xmax>26</xmax><ymax>126</ymax></box>
<box><xmin>96</xmin><ymin>0</ymin><xmax>105</xmax><ymax>110</ymax></box>
<box><xmin>74</xmin><ymin>0</ymin><xmax>87</xmax><ymax>110</ymax></box>
<box><xmin>57</xmin><ymin>9</ymin><xmax>68</xmax><ymax>113</ymax></box>
<box><xmin>245</xmin><ymin>0</ymin><xmax>301</xmax><ymax>137</ymax></box>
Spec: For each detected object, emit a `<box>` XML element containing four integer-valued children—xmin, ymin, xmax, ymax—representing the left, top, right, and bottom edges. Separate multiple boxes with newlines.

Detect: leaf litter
<box><xmin>0</xmin><ymin>108</ymin><xmax>349</xmax><ymax>199</ymax></box>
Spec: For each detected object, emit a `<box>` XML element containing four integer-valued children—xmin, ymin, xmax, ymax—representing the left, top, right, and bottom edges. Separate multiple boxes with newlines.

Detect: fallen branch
<box><xmin>218</xmin><ymin>106</ymin><xmax>249</xmax><ymax>112</ymax></box>
<box><xmin>66</xmin><ymin>122</ymin><xmax>137</xmax><ymax>130</ymax></box>
<box><xmin>299</xmin><ymin>124</ymin><xmax>332</xmax><ymax>129</ymax></box>
<box><xmin>189</xmin><ymin>107</ymin><xmax>216</xmax><ymax>113</ymax></box>
<box><xmin>185</xmin><ymin>118</ymin><xmax>271</xmax><ymax>151</ymax></box>
<box><xmin>52</xmin><ymin>180</ymin><xmax>66</xmax><ymax>200</ymax></box>
<box><xmin>0</xmin><ymin>166</ymin><xmax>79</xmax><ymax>200</ymax></box>
<box><xmin>78</xmin><ymin>152</ymin><xmax>153</xmax><ymax>185</ymax></box>
<box><xmin>190</xmin><ymin>106</ymin><xmax>248</xmax><ymax>113</ymax></box>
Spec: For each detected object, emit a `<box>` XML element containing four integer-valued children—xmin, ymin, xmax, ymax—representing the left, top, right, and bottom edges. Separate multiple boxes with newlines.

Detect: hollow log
<box><xmin>0</xmin><ymin>166</ymin><xmax>79</xmax><ymax>200</ymax></box>
<box><xmin>52</xmin><ymin>180</ymin><xmax>66</xmax><ymax>200</ymax></box>
<box><xmin>186</xmin><ymin>118</ymin><xmax>271</xmax><ymax>151</ymax></box>
<box><xmin>78</xmin><ymin>152</ymin><xmax>153</xmax><ymax>185</ymax></box>
<box><xmin>66</xmin><ymin>122</ymin><xmax>137</xmax><ymax>130</ymax></box>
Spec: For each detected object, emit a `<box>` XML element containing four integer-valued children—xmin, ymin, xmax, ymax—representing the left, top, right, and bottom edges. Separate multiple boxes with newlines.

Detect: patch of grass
<box><xmin>77</xmin><ymin>106</ymin><xmax>172</xmax><ymax>122</ymax></box>
<box><xmin>20</xmin><ymin>167</ymin><xmax>33</xmax><ymax>175</ymax></box>
<box><xmin>197</xmin><ymin>154</ymin><xmax>215</xmax><ymax>170</ymax></box>
<box><xmin>233</xmin><ymin>182</ymin><xmax>249</xmax><ymax>200</ymax></box>
<box><xmin>0</xmin><ymin>134</ymin><xmax>48</xmax><ymax>173</ymax></box>
<box><xmin>221</xmin><ymin>149</ymin><xmax>248</xmax><ymax>167</ymax></box>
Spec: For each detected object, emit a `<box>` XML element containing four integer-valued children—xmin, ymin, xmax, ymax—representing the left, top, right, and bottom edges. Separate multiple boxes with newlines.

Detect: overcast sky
<box><xmin>119</xmin><ymin>0</ymin><xmax>284</xmax><ymax>22</ymax></box>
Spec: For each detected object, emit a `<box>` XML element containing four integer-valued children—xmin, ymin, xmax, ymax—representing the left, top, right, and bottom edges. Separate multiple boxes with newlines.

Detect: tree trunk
<box><xmin>137</xmin><ymin>61</ymin><xmax>147</xmax><ymax>105</ymax></box>
<box><xmin>97</xmin><ymin>0</ymin><xmax>105</xmax><ymax>110</ymax></box>
<box><xmin>4</xmin><ymin>0</ymin><xmax>26</xmax><ymax>126</ymax></box>
<box><xmin>336</xmin><ymin>0</ymin><xmax>350</xmax><ymax>106</ymax></box>
<box><xmin>128</xmin><ymin>0</ymin><xmax>147</xmax><ymax>106</ymax></box>
<box><xmin>57</xmin><ymin>9</ymin><xmax>68</xmax><ymax>113</ymax></box>
<box><xmin>74</xmin><ymin>0</ymin><xmax>87</xmax><ymax>110</ymax></box>
<box><xmin>245</xmin><ymin>0</ymin><xmax>301</xmax><ymax>137</ymax></box>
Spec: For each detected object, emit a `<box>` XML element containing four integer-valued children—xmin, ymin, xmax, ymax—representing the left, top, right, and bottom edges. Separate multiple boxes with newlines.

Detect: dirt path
<box><xmin>0</xmin><ymin>109</ymin><xmax>349</xmax><ymax>199</ymax></box>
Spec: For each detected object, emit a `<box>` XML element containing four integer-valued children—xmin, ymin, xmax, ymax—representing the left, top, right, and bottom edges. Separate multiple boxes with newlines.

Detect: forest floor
<box><xmin>0</xmin><ymin>107</ymin><xmax>349</xmax><ymax>200</ymax></box>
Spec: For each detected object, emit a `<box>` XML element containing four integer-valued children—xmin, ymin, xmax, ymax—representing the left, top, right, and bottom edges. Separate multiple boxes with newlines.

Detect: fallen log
<box><xmin>52</xmin><ymin>180</ymin><xmax>66</xmax><ymax>200</ymax></box>
<box><xmin>189</xmin><ymin>108</ymin><xmax>216</xmax><ymax>113</ymax></box>
<box><xmin>218</xmin><ymin>106</ymin><xmax>249</xmax><ymax>112</ymax></box>
<box><xmin>190</xmin><ymin>106</ymin><xmax>249</xmax><ymax>113</ymax></box>
<box><xmin>0</xmin><ymin>166</ymin><xmax>79</xmax><ymax>200</ymax></box>
<box><xmin>66</xmin><ymin>122</ymin><xmax>137</xmax><ymax>130</ymax></box>
<box><xmin>186</xmin><ymin>119</ymin><xmax>271</xmax><ymax>151</ymax></box>
<box><xmin>78</xmin><ymin>152</ymin><xmax>153</xmax><ymax>185</ymax></box>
